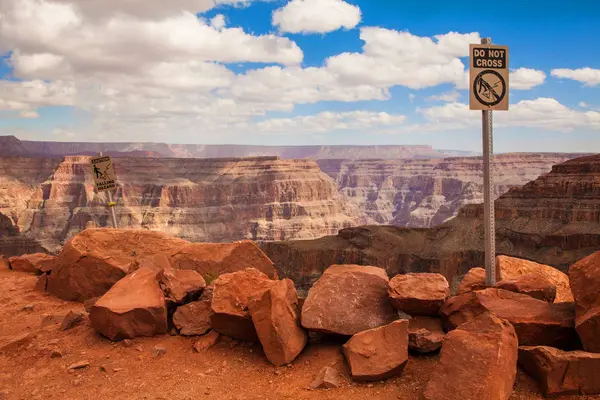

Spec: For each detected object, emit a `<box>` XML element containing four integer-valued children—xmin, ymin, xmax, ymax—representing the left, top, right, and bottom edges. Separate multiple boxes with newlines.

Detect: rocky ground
<box><xmin>2</xmin><ymin>269</ymin><xmax>598</xmax><ymax>400</ymax></box>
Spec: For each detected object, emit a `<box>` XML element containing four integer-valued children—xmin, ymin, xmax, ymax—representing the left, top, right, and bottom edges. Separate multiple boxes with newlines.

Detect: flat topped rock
<box><xmin>388</xmin><ymin>273</ymin><xmax>450</xmax><ymax>316</ymax></box>
<box><xmin>89</xmin><ymin>267</ymin><xmax>168</xmax><ymax>340</ymax></box>
<box><xmin>342</xmin><ymin>319</ymin><xmax>409</xmax><ymax>382</ymax></box>
<box><xmin>210</xmin><ymin>268</ymin><xmax>276</xmax><ymax>342</ymax></box>
<box><xmin>568</xmin><ymin>251</ymin><xmax>600</xmax><ymax>352</ymax></box>
<box><xmin>519</xmin><ymin>345</ymin><xmax>600</xmax><ymax>396</ymax></box>
<box><xmin>9</xmin><ymin>253</ymin><xmax>56</xmax><ymax>274</ymax></box>
<box><xmin>157</xmin><ymin>267</ymin><xmax>206</xmax><ymax>304</ymax></box>
<box><xmin>408</xmin><ymin>317</ymin><xmax>445</xmax><ymax>353</ymax></box>
<box><xmin>423</xmin><ymin>312</ymin><xmax>518</xmax><ymax>400</ymax></box>
<box><xmin>495</xmin><ymin>274</ymin><xmax>556</xmax><ymax>302</ymax></box>
<box><xmin>457</xmin><ymin>268</ymin><xmax>488</xmax><ymax>295</ymax></box>
<box><xmin>440</xmin><ymin>288</ymin><xmax>578</xmax><ymax>348</ymax></box>
<box><xmin>301</xmin><ymin>265</ymin><xmax>397</xmax><ymax>336</ymax></box>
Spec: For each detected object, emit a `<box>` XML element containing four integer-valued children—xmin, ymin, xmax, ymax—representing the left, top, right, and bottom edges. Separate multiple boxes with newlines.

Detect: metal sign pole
<box><xmin>99</xmin><ymin>152</ymin><xmax>118</xmax><ymax>229</ymax></box>
<box><xmin>481</xmin><ymin>37</ymin><xmax>496</xmax><ymax>286</ymax></box>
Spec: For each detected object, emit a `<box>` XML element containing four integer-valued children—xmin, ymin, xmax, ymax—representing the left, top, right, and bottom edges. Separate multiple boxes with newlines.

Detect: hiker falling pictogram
<box><xmin>473</xmin><ymin>70</ymin><xmax>506</xmax><ymax>107</ymax></box>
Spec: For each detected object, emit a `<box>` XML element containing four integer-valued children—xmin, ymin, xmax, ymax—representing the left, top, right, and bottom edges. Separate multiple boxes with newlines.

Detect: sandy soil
<box><xmin>0</xmin><ymin>269</ymin><xmax>598</xmax><ymax>400</ymax></box>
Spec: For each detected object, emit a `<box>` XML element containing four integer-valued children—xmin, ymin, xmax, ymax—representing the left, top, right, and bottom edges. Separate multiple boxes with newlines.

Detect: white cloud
<box><xmin>18</xmin><ymin>110</ymin><xmax>40</xmax><ymax>118</ymax></box>
<box><xmin>255</xmin><ymin>110</ymin><xmax>406</xmax><ymax>134</ymax></box>
<box><xmin>551</xmin><ymin>68</ymin><xmax>600</xmax><ymax>86</ymax></box>
<box><xmin>272</xmin><ymin>0</ymin><xmax>361</xmax><ymax>34</ymax></box>
<box><xmin>579</xmin><ymin>102</ymin><xmax>589</xmax><ymax>108</ymax></box>
<box><xmin>0</xmin><ymin>80</ymin><xmax>75</xmax><ymax>111</ymax></box>
<box><xmin>418</xmin><ymin>98</ymin><xmax>600</xmax><ymax>132</ymax></box>
<box><xmin>409</xmin><ymin>93</ymin><xmax>416</xmax><ymax>103</ymax></box>
<box><xmin>510</xmin><ymin>68</ymin><xmax>546</xmax><ymax>90</ymax></box>
<box><xmin>210</xmin><ymin>14</ymin><xmax>227</xmax><ymax>30</ymax></box>
<box><xmin>427</xmin><ymin>91</ymin><xmax>460</xmax><ymax>102</ymax></box>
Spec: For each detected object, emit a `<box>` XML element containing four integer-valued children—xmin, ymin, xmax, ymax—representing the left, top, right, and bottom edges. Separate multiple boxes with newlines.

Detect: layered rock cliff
<box><xmin>1</xmin><ymin>156</ymin><xmax>362</xmax><ymax>254</ymax></box>
<box><xmin>263</xmin><ymin>154</ymin><xmax>600</xmax><ymax>289</ymax></box>
<box><xmin>319</xmin><ymin>153</ymin><xmax>589</xmax><ymax>228</ymax></box>
<box><xmin>0</xmin><ymin>135</ymin><xmax>475</xmax><ymax>159</ymax></box>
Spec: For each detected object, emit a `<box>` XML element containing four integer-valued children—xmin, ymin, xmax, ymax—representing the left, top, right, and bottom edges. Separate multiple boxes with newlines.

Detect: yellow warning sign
<box><xmin>469</xmin><ymin>44</ymin><xmax>509</xmax><ymax>111</ymax></box>
<box><xmin>90</xmin><ymin>156</ymin><xmax>117</xmax><ymax>192</ymax></box>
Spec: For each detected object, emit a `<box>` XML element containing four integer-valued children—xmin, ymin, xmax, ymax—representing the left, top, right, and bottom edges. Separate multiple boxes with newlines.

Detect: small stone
<box><xmin>51</xmin><ymin>350</ymin><xmax>63</xmax><ymax>358</ymax></box>
<box><xmin>193</xmin><ymin>330</ymin><xmax>220</xmax><ymax>352</ymax></box>
<box><xmin>21</xmin><ymin>304</ymin><xmax>34</xmax><ymax>312</ymax></box>
<box><xmin>113</xmin><ymin>368</ymin><xmax>124</xmax><ymax>372</ymax></box>
<box><xmin>122</xmin><ymin>339</ymin><xmax>133</xmax><ymax>348</ymax></box>
<box><xmin>274</xmin><ymin>370</ymin><xmax>282</xmax><ymax>376</ymax></box>
<box><xmin>99</xmin><ymin>366</ymin><xmax>107</xmax><ymax>372</ymax></box>
<box><xmin>367</xmin><ymin>384</ymin><xmax>374</xmax><ymax>388</ymax></box>
<box><xmin>61</xmin><ymin>311</ymin><xmax>86</xmax><ymax>331</ymax></box>
<box><xmin>135</xmin><ymin>346</ymin><xmax>143</xmax><ymax>352</ymax></box>
<box><xmin>152</xmin><ymin>346</ymin><xmax>167</xmax><ymax>357</ymax></box>
<box><xmin>305</xmin><ymin>361</ymin><xmax>310</xmax><ymax>366</ymax></box>
<box><xmin>68</xmin><ymin>361</ymin><xmax>90</xmax><ymax>370</ymax></box>
<box><xmin>311</xmin><ymin>367</ymin><xmax>342</xmax><ymax>389</ymax></box>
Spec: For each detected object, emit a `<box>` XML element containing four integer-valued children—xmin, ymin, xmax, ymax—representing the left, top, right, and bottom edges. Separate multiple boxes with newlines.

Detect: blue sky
<box><xmin>0</xmin><ymin>0</ymin><xmax>599</xmax><ymax>152</ymax></box>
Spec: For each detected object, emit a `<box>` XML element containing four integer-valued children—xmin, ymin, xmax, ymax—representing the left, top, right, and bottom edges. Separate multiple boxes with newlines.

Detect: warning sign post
<box><xmin>470</xmin><ymin>38</ymin><xmax>509</xmax><ymax>286</ymax></box>
<box><xmin>90</xmin><ymin>154</ymin><xmax>118</xmax><ymax>228</ymax></box>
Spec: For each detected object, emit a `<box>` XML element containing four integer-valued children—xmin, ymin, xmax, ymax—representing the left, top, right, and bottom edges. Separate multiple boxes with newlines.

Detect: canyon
<box><xmin>263</xmin><ymin>154</ymin><xmax>600</xmax><ymax>289</ymax></box>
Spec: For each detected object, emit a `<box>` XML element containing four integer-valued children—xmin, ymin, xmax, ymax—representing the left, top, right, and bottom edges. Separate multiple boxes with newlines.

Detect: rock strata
<box><xmin>408</xmin><ymin>317</ymin><xmax>445</xmax><ymax>353</ymax></box>
<box><xmin>342</xmin><ymin>320</ymin><xmax>409</xmax><ymax>382</ymax></box>
<box><xmin>568</xmin><ymin>251</ymin><xmax>600</xmax><ymax>352</ymax></box>
<box><xmin>248</xmin><ymin>279</ymin><xmax>307</xmax><ymax>367</ymax></box>
<box><xmin>89</xmin><ymin>267</ymin><xmax>168</xmax><ymax>340</ymax></box>
<box><xmin>388</xmin><ymin>273</ymin><xmax>449</xmax><ymax>316</ymax></box>
<box><xmin>518</xmin><ymin>346</ymin><xmax>600</xmax><ymax>396</ymax></box>
<box><xmin>440</xmin><ymin>288</ymin><xmax>578</xmax><ymax>348</ymax></box>
<box><xmin>301</xmin><ymin>265</ymin><xmax>397</xmax><ymax>336</ymax></box>
<box><xmin>422</xmin><ymin>312</ymin><xmax>518</xmax><ymax>400</ymax></box>
<box><xmin>210</xmin><ymin>268</ymin><xmax>276</xmax><ymax>342</ymax></box>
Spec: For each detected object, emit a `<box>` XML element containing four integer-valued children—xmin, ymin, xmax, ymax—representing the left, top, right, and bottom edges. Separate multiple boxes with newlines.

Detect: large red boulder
<box><xmin>301</xmin><ymin>265</ymin><xmax>398</xmax><ymax>336</ymax></box>
<box><xmin>89</xmin><ymin>267</ymin><xmax>168</xmax><ymax>341</ymax></box>
<box><xmin>342</xmin><ymin>320</ymin><xmax>409</xmax><ymax>382</ymax></box>
<box><xmin>568</xmin><ymin>251</ymin><xmax>600</xmax><ymax>352</ymax></box>
<box><xmin>440</xmin><ymin>288</ymin><xmax>577</xmax><ymax>348</ymax></box>
<box><xmin>8</xmin><ymin>253</ymin><xmax>56</xmax><ymax>274</ymax></box>
<box><xmin>210</xmin><ymin>268</ymin><xmax>276</xmax><ymax>341</ymax></box>
<box><xmin>47</xmin><ymin>229</ymin><xmax>277</xmax><ymax>302</ymax></box>
<box><xmin>458</xmin><ymin>256</ymin><xmax>573</xmax><ymax>303</ymax></box>
<box><xmin>157</xmin><ymin>268</ymin><xmax>206</xmax><ymax>304</ymax></box>
<box><xmin>408</xmin><ymin>317</ymin><xmax>445</xmax><ymax>353</ymax></box>
<box><xmin>495</xmin><ymin>274</ymin><xmax>556</xmax><ymax>302</ymax></box>
<box><xmin>423</xmin><ymin>312</ymin><xmax>518</xmax><ymax>400</ymax></box>
<box><xmin>248</xmin><ymin>279</ymin><xmax>307</xmax><ymax>366</ymax></box>
<box><xmin>173</xmin><ymin>300</ymin><xmax>213</xmax><ymax>336</ymax></box>
<box><xmin>168</xmin><ymin>241</ymin><xmax>277</xmax><ymax>280</ymax></box>
<box><xmin>518</xmin><ymin>346</ymin><xmax>600</xmax><ymax>396</ymax></box>
<box><xmin>47</xmin><ymin>229</ymin><xmax>188</xmax><ymax>301</ymax></box>
<box><xmin>388</xmin><ymin>273</ymin><xmax>449</xmax><ymax>316</ymax></box>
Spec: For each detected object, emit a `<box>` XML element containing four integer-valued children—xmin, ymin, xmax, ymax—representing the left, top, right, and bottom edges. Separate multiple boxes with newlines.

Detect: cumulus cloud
<box><xmin>0</xmin><ymin>80</ymin><xmax>75</xmax><ymax>111</ymax></box>
<box><xmin>255</xmin><ymin>111</ymin><xmax>406</xmax><ymax>134</ymax></box>
<box><xmin>418</xmin><ymin>98</ymin><xmax>600</xmax><ymax>132</ymax></box>
<box><xmin>551</xmin><ymin>68</ymin><xmax>600</xmax><ymax>86</ymax></box>
<box><xmin>427</xmin><ymin>91</ymin><xmax>460</xmax><ymax>102</ymax></box>
<box><xmin>272</xmin><ymin>0</ymin><xmax>361</xmax><ymax>34</ymax></box>
<box><xmin>18</xmin><ymin>110</ymin><xmax>41</xmax><ymax>119</ymax></box>
<box><xmin>510</xmin><ymin>68</ymin><xmax>546</xmax><ymax>90</ymax></box>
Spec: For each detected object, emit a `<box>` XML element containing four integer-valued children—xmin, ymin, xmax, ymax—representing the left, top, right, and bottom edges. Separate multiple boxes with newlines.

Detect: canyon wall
<box><xmin>0</xmin><ymin>156</ymin><xmax>362</xmax><ymax>254</ymax></box>
<box><xmin>318</xmin><ymin>153</ymin><xmax>589</xmax><ymax>228</ymax></box>
<box><xmin>0</xmin><ymin>135</ymin><xmax>475</xmax><ymax>159</ymax></box>
<box><xmin>263</xmin><ymin>154</ymin><xmax>600</xmax><ymax>289</ymax></box>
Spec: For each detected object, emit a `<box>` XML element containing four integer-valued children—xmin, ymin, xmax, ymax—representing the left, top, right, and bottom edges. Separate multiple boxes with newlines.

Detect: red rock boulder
<box><xmin>408</xmin><ymin>317</ymin><xmax>445</xmax><ymax>353</ymax></box>
<box><xmin>440</xmin><ymin>288</ymin><xmax>577</xmax><ymax>348</ymax></box>
<box><xmin>210</xmin><ymin>268</ymin><xmax>276</xmax><ymax>341</ymax></box>
<box><xmin>495</xmin><ymin>274</ymin><xmax>556</xmax><ymax>302</ymax></box>
<box><xmin>568</xmin><ymin>251</ymin><xmax>600</xmax><ymax>352</ymax></box>
<box><xmin>48</xmin><ymin>229</ymin><xmax>188</xmax><ymax>301</ymax></box>
<box><xmin>34</xmin><ymin>274</ymin><xmax>48</xmax><ymax>292</ymax></box>
<box><xmin>248</xmin><ymin>279</ymin><xmax>307</xmax><ymax>366</ymax></box>
<box><xmin>89</xmin><ymin>267</ymin><xmax>168</xmax><ymax>340</ymax></box>
<box><xmin>518</xmin><ymin>345</ymin><xmax>600</xmax><ymax>396</ymax></box>
<box><xmin>458</xmin><ymin>257</ymin><xmax>573</xmax><ymax>303</ymax></box>
<box><xmin>173</xmin><ymin>300</ymin><xmax>213</xmax><ymax>336</ymax></box>
<box><xmin>157</xmin><ymin>268</ymin><xmax>206</xmax><ymax>304</ymax></box>
<box><xmin>388</xmin><ymin>273</ymin><xmax>449</xmax><ymax>316</ymax></box>
<box><xmin>301</xmin><ymin>265</ymin><xmax>398</xmax><ymax>336</ymax></box>
<box><xmin>342</xmin><ymin>320</ymin><xmax>409</xmax><ymax>382</ymax></box>
<box><xmin>8</xmin><ymin>253</ymin><xmax>56</xmax><ymax>274</ymax></box>
<box><xmin>423</xmin><ymin>312</ymin><xmax>518</xmax><ymax>400</ymax></box>
<box><xmin>169</xmin><ymin>241</ymin><xmax>277</xmax><ymax>280</ymax></box>
<box><xmin>1</xmin><ymin>256</ymin><xmax>10</xmax><ymax>269</ymax></box>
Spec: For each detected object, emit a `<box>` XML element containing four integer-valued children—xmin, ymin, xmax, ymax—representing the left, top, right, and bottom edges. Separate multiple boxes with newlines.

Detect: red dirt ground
<box><xmin>1</xmin><ymin>269</ymin><xmax>598</xmax><ymax>400</ymax></box>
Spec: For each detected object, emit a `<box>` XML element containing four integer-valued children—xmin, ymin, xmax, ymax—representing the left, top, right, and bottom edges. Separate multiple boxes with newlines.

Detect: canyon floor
<box><xmin>1</xmin><ymin>269</ymin><xmax>597</xmax><ymax>400</ymax></box>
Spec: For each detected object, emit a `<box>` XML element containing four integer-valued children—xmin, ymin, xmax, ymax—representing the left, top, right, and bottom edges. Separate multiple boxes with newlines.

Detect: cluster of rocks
<box><xmin>5</xmin><ymin>228</ymin><xmax>600</xmax><ymax>398</ymax></box>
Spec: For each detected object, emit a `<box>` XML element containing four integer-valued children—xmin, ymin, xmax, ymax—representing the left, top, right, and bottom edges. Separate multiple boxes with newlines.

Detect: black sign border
<box><xmin>473</xmin><ymin>70</ymin><xmax>507</xmax><ymax>107</ymax></box>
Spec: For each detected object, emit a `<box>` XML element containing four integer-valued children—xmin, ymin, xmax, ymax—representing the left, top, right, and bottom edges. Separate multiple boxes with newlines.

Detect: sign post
<box><xmin>469</xmin><ymin>38</ymin><xmax>509</xmax><ymax>286</ymax></box>
<box><xmin>91</xmin><ymin>153</ymin><xmax>118</xmax><ymax>229</ymax></box>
